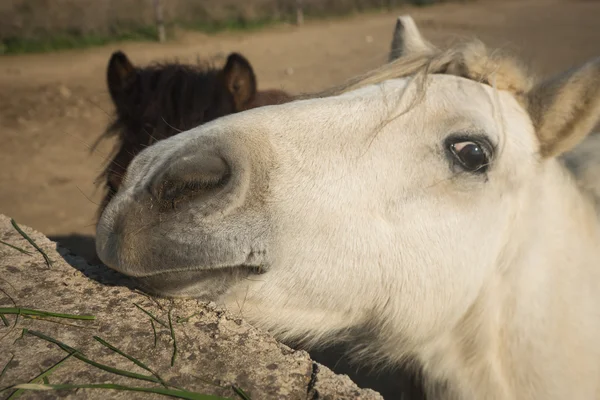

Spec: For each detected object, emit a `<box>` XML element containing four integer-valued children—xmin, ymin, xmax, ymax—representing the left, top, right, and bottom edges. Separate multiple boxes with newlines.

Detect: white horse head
<box><xmin>97</xmin><ymin>16</ymin><xmax>600</xmax><ymax>399</ymax></box>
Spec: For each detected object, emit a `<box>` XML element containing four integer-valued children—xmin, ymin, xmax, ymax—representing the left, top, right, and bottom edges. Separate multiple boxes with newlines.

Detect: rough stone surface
<box><xmin>0</xmin><ymin>214</ymin><xmax>382</xmax><ymax>400</ymax></box>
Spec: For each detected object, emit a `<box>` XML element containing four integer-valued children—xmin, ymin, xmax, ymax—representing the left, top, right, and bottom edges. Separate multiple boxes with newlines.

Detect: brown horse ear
<box><xmin>107</xmin><ymin>51</ymin><xmax>137</xmax><ymax>97</ymax></box>
<box><xmin>389</xmin><ymin>15</ymin><xmax>435</xmax><ymax>62</ymax></box>
<box><xmin>525</xmin><ymin>57</ymin><xmax>600</xmax><ymax>158</ymax></box>
<box><xmin>222</xmin><ymin>52</ymin><xmax>257</xmax><ymax>110</ymax></box>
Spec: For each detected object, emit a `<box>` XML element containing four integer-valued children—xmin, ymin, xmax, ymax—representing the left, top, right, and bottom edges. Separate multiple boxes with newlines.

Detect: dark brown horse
<box><xmin>96</xmin><ymin>50</ymin><xmax>292</xmax><ymax>214</ymax></box>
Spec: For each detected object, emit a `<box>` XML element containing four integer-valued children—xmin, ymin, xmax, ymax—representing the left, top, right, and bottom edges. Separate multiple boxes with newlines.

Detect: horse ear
<box><xmin>222</xmin><ymin>52</ymin><xmax>257</xmax><ymax>110</ymax></box>
<box><xmin>107</xmin><ymin>51</ymin><xmax>137</xmax><ymax>98</ymax></box>
<box><xmin>389</xmin><ymin>15</ymin><xmax>435</xmax><ymax>62</ymax></box>
<box><xmin>526</xmin><ymin>57</ymin><xmax>600</xmax><ymax>158</ymax></box>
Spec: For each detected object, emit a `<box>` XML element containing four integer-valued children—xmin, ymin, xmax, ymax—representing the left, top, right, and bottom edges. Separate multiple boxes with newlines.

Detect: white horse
<box><xmin>96</xmin><ymin>16</ymin><xmax>600</xmax><ymax>400</ymax></box>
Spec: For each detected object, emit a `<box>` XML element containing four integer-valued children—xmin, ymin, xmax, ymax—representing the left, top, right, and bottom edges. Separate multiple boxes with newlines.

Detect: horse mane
<box><xmin>312</xmin><ymin>40</ymin><xmax>534</xmax><ymax>100</ymax></box>
<box><xmin>94</xmin><ymin>60</ymin><xmax>231</xmax><ymax>210</ymax></box>
<box><xmin>101</xmin><ymin>60</ymin><xmax>225</xmax><ymax>143</ymax></box>
<box><xmin>241</xmin><ymin>89</ymin><xmax>294</xmax><ymax>110</ymax></box>
<box><xmin>94</xmin><ymin>51</ymin><xmax>293</xmax><ymax>215</ymax></box>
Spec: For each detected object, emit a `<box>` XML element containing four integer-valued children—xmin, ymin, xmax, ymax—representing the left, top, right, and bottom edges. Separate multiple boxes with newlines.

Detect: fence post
<box><xmin>152</xmin><ymin>0</ymin><xmax>166</xmax><ymax>43</ymax></box>
<box><xmin>296</xmin><ymin>0</ymin><xmax>304</xmax><ymax>26</ymax></box>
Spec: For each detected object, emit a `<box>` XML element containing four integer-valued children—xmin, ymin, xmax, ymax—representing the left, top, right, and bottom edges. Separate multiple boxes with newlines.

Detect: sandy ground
<box><xmin>0</xmin><ymin>0</ymin><xmax>599</xmax><ymax>263</ymax></box>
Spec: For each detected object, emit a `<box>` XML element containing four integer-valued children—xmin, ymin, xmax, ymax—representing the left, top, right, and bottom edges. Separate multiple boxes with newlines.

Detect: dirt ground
<box><xmin>1</xmin><ymin>0</ymin><xmax>599</xmax><ymax>263</ymax></box>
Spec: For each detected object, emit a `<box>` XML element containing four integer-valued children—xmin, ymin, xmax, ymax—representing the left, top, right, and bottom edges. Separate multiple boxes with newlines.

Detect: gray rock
<box><xmin>0</xmin><ymin>214</ymin><xmax>382</xmax><ymax>400</ymax></box>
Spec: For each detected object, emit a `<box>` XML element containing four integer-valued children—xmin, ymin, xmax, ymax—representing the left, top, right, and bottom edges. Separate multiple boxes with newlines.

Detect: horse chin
<box><xmin>134</xmin><ymin>266</ymin><xmax>263</xmax><ymax>299</ymax></box>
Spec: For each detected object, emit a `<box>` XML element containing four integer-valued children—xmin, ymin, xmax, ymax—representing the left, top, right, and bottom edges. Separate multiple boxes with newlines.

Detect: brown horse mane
<box><xmin>95</xmin><ymin>51</ymin><xmax>292</xmax><ymax>215</ymax></box>
<box><xmin>242</xmin><ymin>89</ymin><xmax>294</xmax><ymax>111</ymax></box>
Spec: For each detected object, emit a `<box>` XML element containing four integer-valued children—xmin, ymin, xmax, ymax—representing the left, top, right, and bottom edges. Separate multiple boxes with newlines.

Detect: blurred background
<box><xmin>0</xmin><ymin>0</ymin><xmax>599</xmax><ymax>264</ymax></box>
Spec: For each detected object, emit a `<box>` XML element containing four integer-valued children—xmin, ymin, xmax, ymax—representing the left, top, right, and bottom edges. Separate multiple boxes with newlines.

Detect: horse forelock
<box><xmin>100</xmin><ymin>61</ymin><xmax>227</xmax><ymax>144</ymax></box>
<box><xmin>315</xmin><ymin>41</ymin><xmax>534</xmax><ymax>101</ymax></box>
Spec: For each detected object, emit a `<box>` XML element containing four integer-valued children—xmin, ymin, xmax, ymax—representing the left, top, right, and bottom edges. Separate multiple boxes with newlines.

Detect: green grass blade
<box><xmin>21</xmin><ymin>314</ymin><xmax>97</xmax><ymax>329</ymax></box>
<box><xmin>1</xmin><ymin>312</ymin><xmax>20</xmax><ymax>344</ymax></box>
<box><xmin>93</xmin><ymin>336</ymin><xmax>154</xmax><ymax>372</ymax></box>
<box><xmin>9</xmin><ymin>383</ymin><xmax>232</xmax><ymax>400</ymax></box>
<box><xmin>0</xmin><ymin>314</ymin><xmax>9</xmax><ymax>327</ymax></box>
<box><xmin>231</xmin><ymin>385</ymin><xmax>251</xmax><ymax>400</ymax></box>
<box><xmin>6</xmin><ymin>352</ymin><xmax>74</xmax><ymax>400</ymax></box>
<box><xmin>176</xmin><ymin>312</ymin><xmax>201</xmax><ymax>323</ymax></box>
<box><xmin>10</xmin><ymin>327</ymin><xmax>25</xmax><ymax>345</ymax></box>
<box><xmin>10</xmin><ymin>219</ymin><xmax>52</xmax><ymax>267</ymax></box>
<box><xmin>24</xmin><ymin>330</ymin><xmax>161</xmax><ymax>384</ymax></box>
<box><xmin>0</xmin><ymin>307</ymin><xmax>95</xmax><ymax>320</ymax></box>
<box><xmin>93</xmin><ymin>335</ymin><xmax>168</xmax><ymax>387</ymax></box>
<box><xmin>134</xmin><ymin>303</ymin><xmax>168</xmax><ymax>328</ymax></box>
<box><xmin>0</xmin><ymin>240</ymin><xmax>33</xmax><ymax>256</ymax></box>
<box><xmin>168</xmin><ymin>310</ymin><xmax>177</xmax><ymax>367</ymax></box>
<box><xmin>0</xmin><ymin>354</ymin><xmax>14</xmax><ymax>380</ymax></box>
<box><xmin>151</xmin><ymin>319</ymin><xmax>158</xmax><ymax>348</ymax></box>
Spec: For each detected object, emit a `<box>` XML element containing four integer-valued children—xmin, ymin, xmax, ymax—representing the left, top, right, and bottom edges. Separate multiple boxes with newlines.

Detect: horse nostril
<box><xmin>150</xmin><ymin>151</ymin><xmax>231</xmax><ymax>209</ymax></box>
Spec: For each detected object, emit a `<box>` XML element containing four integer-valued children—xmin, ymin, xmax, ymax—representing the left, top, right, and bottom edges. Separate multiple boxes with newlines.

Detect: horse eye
<box><xmin>450</xmin><ymin>141</ymin><xmax>489</xmax><ymax>173</ymax></box>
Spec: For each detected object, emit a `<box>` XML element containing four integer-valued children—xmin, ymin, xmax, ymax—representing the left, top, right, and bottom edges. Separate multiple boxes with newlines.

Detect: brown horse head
<box><xmin>97</xmin><ymin>50</ymin><xmax>291</xmax><ymax>215</ymax></box>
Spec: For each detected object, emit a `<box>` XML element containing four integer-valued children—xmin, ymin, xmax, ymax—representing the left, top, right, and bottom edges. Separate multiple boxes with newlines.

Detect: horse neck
<box><xmin>421</xmin><ymin>160</ymin><xmax>600</xmax><ymax>399</ymax></box>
